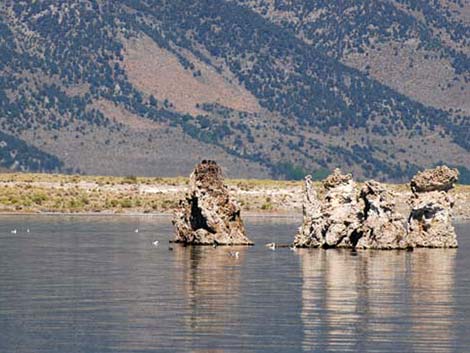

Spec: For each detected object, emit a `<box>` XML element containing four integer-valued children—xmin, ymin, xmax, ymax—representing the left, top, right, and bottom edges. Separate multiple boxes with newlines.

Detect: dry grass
<box><xmin>0</xmin><ymin>172</ymin><xmax>304</xmax><ymax>215</ymax></box>
<box><xmin>0</xmin><ymin>173</ymin><xmax>468</xmax><ymax>218</ymax></box>
<box><xmin>0</xmin><ymin>173</ymin><xmax>188</xmax><ymax>185</ymax></box>
<box><xmin>0</xmin><ymin>173</ymin><xmax>187</xmax><ymax>214</ymax></box>
<box><xmin>0</xmin><ymin>182</ymin><xmax>182</xmax><ymax>214</ymax></box>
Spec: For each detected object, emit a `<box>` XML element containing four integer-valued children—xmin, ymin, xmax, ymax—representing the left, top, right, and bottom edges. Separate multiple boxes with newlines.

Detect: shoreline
<box><xmin>0</xmin><ymin>212</ymin><xmax>468</xmax><ymax>222</ymax></box>
<box><xmin>0</xmin><ymin>172</ymin><xmax>468</xmax><ymax>221</ymax></box>
<box><xmin>0</xmin><ymin>210</ymin><xmax>303</xmax><ymax>219</ymax></box>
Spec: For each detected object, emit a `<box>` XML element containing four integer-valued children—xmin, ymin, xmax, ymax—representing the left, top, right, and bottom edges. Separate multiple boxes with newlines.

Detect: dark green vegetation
<box><xmin>0</xmin><ymin>131</ymin><xmax>63</xmax><ymax>172</ymax></box>
<box><xmin>0</xmin><ymin>1</ymin><xmax>468</xmax><ymax>181</ymax></box>
<box><xmin>237</xmin><ymin>0</ymin><xmax>469</xmax><ymax>72</ymax></box>
<box><xmin>237</xmin><ymin>1</ymin><xmax>469</xmax><ymax>113</ymax></box>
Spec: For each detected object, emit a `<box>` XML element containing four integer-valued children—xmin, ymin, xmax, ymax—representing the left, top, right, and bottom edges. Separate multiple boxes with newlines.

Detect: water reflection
<box><xmin>409</xmin><ymin>249</ymin><xmax>457</xmax><ymax>352</ymax></box>
<box><xmin>0</xmin><ymin>216</ymin><xmax>467</xmax><ymax>353</ymax></box>
<box><xmin>173</xmin><ymin>245</ymin><xmax>246</xmax><ymax>347</ymax></box>
<box><xmin>298</xmin><ymin>248</ymin><xmax>457</xmax><ymax>352</ymax></box>
<box><xmin>358</xmin><ymin>251</ymin><xmax>408</xmax><ymax>348</ymax></box>
<box><xmin>298</xmin><ymin>249</ymin><xmax>362</xmax><ymax>352</ymax></box>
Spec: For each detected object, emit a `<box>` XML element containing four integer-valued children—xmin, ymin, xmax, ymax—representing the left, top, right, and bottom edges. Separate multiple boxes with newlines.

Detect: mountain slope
<box><xmin>0</xmin><ymin>1</ymin><xmax>468</xmax><ymax>181</ymax></box>
<box><xmin>234</xmin><ymin>0</ymin><xmax>470</xmax><ymax>114</ymax></box>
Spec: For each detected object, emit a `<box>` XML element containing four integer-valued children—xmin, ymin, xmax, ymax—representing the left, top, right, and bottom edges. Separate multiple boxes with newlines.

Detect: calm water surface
<box><xmin>0</xmin><ymin>216</ymin><xmax>469</xmax><ymax>353</ymax></box>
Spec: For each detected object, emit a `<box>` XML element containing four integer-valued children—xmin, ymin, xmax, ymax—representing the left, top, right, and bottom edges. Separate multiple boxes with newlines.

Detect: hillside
<box><xmin>236</xmin><ymin>0</ymin><xmax>470</xmax><ymax>114</ymax></box>
<box><xmin>0</xmin><ymin>1</ymin><xmax>468</xmax><ymax>182</ymax></box>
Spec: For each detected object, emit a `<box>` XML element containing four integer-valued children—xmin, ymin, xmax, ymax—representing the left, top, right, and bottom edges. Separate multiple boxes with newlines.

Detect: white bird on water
<box><xmin>229</xmin><ymin>251</ymin><xmax>239</xmax><ymax>258</ymax></box>
<box><xmin>11</xmin><ymin>229</ymin><xmax>17</xmax><ymax>234</ymax></box>
<box><xmin>134</xmin><ymin>228</ymin><xmax>139</xmax><ymax>233</ymax></box>
<box><xmin>153</xmin><ymin>240</ymin><xmax>159</xmax><ymax>247</ymax></box>
<box><xmin>26</xmin><ymin>229</ymin><xmax>30</xmax><ymax>233</ymax></box>
<box><xmin>266</xmin><ymin>242</ymin><xmax>276</xmax><ymax>251</ymax></box>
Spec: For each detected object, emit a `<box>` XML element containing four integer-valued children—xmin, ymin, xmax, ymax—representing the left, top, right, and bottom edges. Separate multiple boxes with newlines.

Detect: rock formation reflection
<box><xmin>409</xmin><ymin>249</ymin><xmax>457</xmax><ymax>352</ymax></box>
<box><xmin>356</xmin><ymin>250</ymin><xmax>408</xmax><ymax>350</ymax></box>
<box><xmin>298</xmin><ymin>248</ymin><xmax>456</xmax><ymax>352</ymax></box>
<box><xmin>298</xmin><ymin>249</ymin><xmax>361</xmax><ymax>352</ymax></box>
<box><xmin>173</xmin><ymin>245</ymin><xmax>246</xmax><ymax>348</ymax></box>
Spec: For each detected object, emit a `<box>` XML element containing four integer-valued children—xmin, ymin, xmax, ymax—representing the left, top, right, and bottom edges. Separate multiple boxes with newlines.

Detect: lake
<box><xmin>0</xmin><ymin>215</ymin><xmax>469</xmax><ymax>353</ymax></box>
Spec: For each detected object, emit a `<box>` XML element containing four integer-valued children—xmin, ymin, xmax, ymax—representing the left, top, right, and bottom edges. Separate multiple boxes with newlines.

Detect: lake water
<box><xmin>0</xmin><ymin>215</ymin><xmax>469</xmax><ymax>353</ymax></box>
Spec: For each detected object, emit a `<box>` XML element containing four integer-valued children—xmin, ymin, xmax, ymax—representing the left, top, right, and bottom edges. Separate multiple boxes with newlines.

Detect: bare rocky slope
<box><xmin>0</xmin><ymin>1</ymin><xmax>468</xmax><ymax>182</ymax></box>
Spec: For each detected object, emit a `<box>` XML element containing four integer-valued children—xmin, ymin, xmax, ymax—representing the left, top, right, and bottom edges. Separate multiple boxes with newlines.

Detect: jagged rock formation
<box><xmin>408</xmin><ymin>166</ymin><xmax>459</xmax><ymax>248</ymax></box>
<box><xmin>172</xmin><ymin>160</ymin><xmax>253</xmax><ymax>245</ymax></box>
<box><xmin>355</xmin><ymin>181</ymin><xmax>408</xmax><ymax>249</ymax></box>
<box><xmin>294</xmin><ymin>169</ymin><xmax>361</xmax><ymax>248</ymax></box>
<box><xmin>294</xmin><ymin>165</ymin><xmax>459</xmax><ymax>250</ymax></box>
<box><xmin>321</xmin><ymin>169</ymin><xmax>361</xmax><ymax>248</ymax></box>
<box><xmin>293</xmin><ymin>175</ymin><xmax>323</xmax><ymax>248</ymax></box>
<box><xmin>410</xmin><ymin>166</ymin><xmax>460</xmax><ymax>193</ymax></box>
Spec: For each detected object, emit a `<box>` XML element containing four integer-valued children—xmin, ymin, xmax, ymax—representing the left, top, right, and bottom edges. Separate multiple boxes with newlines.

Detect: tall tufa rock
<box><xmin>355</xmin><ymin>180</ymin><xmax>409</xmax><ymax>249</ymax></box>
<box><xmin>407</xmin><ymin>166</ymin><xmax>459</xmax><ymax>248</ymax></box>
<box><xmin>321</xmin><ymin>169</ymin><xmax>361</xmax><ymax>248</ymax></box>
<box><xmin>295</xmin><ymin>169</ymin><xmax>361</xmax><ymax>248</ymax></box>
<box><xmin>172</xmin><ymin>160</ymin><xmax>253</xmax><ymax>245</ymax></box>
<box><xmin>293</xmin><ymin>175</ymin><xmax>323</xmax><ymax>248</ymax></box>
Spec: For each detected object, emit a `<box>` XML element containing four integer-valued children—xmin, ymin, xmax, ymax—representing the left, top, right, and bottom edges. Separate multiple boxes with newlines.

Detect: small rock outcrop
<box><xmin>172</xmin><ymin>160</ymin><xmax>253</xmax><ymax>245</ymax></box>
<box><xmin>410</xmin><ymin>165</ymin><xmax>459</xmax><ymax>193</ymax></box>
<box><xmin>407</xmin><ymin>166</ymin><xmax>459</xmax><ymax>248</ymax></box>
<box><xmin>355</xmin><ymin>181</ymin><xmax>409</xmax><ymax>249</ymax></box>
<box><xmin>293</xmin><ymin>175</ymin><xmax>323</xmax><ymax>248</ymax></box>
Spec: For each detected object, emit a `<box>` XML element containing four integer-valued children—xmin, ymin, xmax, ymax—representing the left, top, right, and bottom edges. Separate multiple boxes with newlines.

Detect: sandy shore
<box><xmin>0</xmin><ymin>173</ymin><xmax>468</xmax><ymax>220</ymax></box>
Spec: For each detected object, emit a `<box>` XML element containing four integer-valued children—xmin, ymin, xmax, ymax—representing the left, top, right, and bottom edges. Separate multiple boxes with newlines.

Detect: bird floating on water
<box><xmin>26</xmin><ymin>229</ymin><xmax>30</xmax><ymax>233</ymax></box>
<box><xmin>134</xmin><ymin>229</ymin><xmax>139</xmax><ymax>233</ymax></box>
<box><xmin>266</xmin><ymin>242</ymin><xmax>276</xmax><ymax>250</ymax></box>
<box><xmin>153</xmin><ymin>240</ymin><xmax>159</xmax><ymax>247</ymax></box>
<box><xmin>229</xmin><ymin>251</ymin><xmax>239</xmax><ymax>258</ymax></box>
<box><xmin>11</xmin><ymin>229</ymin><xmax>17</xmax><ymax>234</ymax></box>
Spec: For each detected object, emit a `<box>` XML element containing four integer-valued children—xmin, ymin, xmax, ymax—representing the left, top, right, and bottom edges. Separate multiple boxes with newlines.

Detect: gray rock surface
<box><xmin>295</xmin><ymin>169</ymin><xmax>361</xmax><ymax>248</ymax></box>
<box><xmin>293</xmin><ymin>175</ymin><xmax>323</xmax><ymax>248</ymax></box>
<box><xmin>321</xmin><ymin>169</ymin><xmax>361</xmax><ymax>248</ymax></box>
<box><xmin>408</xmin><ymin>166</ymin><xmax>459</xmax><ymax>248</ymax></box>
<box><xmin>294</xmin><ymin>165</ymin><xmax>460</xmax><ymax>250</ymax></box>
<box><xmin>410</xmin><ymin>165</ymin><xmax>459</xmax><ymax>193</ymax></box>
<box><xmin>355</xmin><ymin>180</ymin><xmax>409</xmax><ymax>249</ymax></box>
<box><xmin>172</xmin><ymin>160</ymin><xmax>253</xmax><ymax>245</ymax></box>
